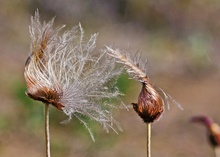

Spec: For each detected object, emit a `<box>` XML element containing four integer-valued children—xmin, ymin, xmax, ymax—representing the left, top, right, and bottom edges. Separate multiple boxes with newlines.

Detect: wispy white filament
<box><xmin>24</xmin><ymin>11</ymin><xmax>123</xmax><ymax>140</ymax></box>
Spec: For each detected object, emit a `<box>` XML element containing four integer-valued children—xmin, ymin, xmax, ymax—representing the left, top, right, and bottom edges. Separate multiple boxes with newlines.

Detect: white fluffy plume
<box><xmin>24</xmin><ymin>11</ymin><xmax>123</xmax><ymax>141</ymax></box>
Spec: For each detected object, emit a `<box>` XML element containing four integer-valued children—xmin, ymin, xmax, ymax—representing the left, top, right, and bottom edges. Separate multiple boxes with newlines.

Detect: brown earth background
<box><xmin>1</xmin><ymin>1</ymin><xmax>220</xmax><ymax>157</ymax></box>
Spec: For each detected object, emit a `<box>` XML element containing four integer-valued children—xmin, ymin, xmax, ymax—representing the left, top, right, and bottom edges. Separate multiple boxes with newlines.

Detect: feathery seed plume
<box><xmin>24</xmin><ymin>11</ymin><xmax>122</xmax><ymax>140</ymax></box>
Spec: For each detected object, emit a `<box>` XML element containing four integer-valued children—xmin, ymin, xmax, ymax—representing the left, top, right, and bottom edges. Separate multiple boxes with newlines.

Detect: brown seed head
<box><xmin>132</xmin><ymin>82</ymin><xmax>164</xmax><ymax>123</ymax></box>
<box><xmin>26</xmin><ymin>85</ymin><xmax>63</xmax><ymax>110</ymax></box>
<box><xmin>24</xmin><ymin>23</ymin><xmax>63</xmax><ymax>110</ymax></box>
<box><xmin>106</xmin><ymin>47</ymin><xmax>182</xmax><ymax>123</ymax></box>
<box><xmin>24</xmin><ymin>67</ymin><xmax>64</xmax><ymax>110</ymax></box>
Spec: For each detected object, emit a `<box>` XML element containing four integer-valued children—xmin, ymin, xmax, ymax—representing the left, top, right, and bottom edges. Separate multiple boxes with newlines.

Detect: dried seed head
<box><xmin>24</xmin><ymin>11</ymin><xmax>123</xmax><ymax>140</ymax></box>
<box><xmin>132</xmin><ymin>83</ymin><xmax>164</xmax><ymax>123</ymax></box>
<box><xmin>191</xmin><ymin>115</ymin><xmax>220</xmax><ymax>147</ymax></box>
<box><xmin>24</xmin><ymin>11</ymin><xmax>64</xmax><ymax>110</ymax></box>
<box><xmin>106</xmin><ymin>47</ymin><xmax>181</xmax><ymax>123</ymax></box>
<box><xmin>26</xmin><ymin>86</ymin><xmax>63</xmax><ymax>110</ymax></box>
<box><xmin>106</xmin><ymin>47</ymin><xmax>164</xmax><ymax>122</ymax></box>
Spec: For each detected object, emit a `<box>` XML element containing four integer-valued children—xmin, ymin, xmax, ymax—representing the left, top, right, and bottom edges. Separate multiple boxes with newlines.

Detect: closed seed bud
<box><xmin>132</xmin><ymin>82</ymin><xmax>164</xmax><ymax>123</ymax></box>
<box><xmin>106</xmin><ymin>47</ymin><xmax>180</xmax><ymax>123</ymax></box>
<box><xmin>191</xmin><ymin>115</ymin><xmax>220</xmax><ymax>147</ymax></box>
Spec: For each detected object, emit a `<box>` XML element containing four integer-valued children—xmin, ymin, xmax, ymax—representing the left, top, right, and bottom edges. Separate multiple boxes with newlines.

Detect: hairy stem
<box><xmin>45</xmin><ymin>104</ymin><xmax>51</xmax><ymax>157</ymax></box>
<box><xmin>147</xmin><ymin>123</ymin><xmax>151</xmax><ymax>157</ymax></box>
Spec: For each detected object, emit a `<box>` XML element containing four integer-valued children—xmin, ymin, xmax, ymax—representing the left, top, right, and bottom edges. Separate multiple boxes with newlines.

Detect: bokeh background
<box><xmin>1</xmin><ymin>0</ymin><xmax>220</xmax><ymax>157</ymax></box>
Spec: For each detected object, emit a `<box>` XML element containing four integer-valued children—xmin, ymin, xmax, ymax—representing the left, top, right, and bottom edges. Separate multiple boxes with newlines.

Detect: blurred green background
<box><xmin>1</xmin><ymin>0</ymin><xmax>220</xmax><ymax>157</ymax></box>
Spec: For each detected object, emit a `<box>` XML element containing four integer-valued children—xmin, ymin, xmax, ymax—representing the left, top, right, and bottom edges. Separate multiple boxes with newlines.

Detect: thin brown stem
<box><xmin>146</xmin><ymin>123</ymin><xmax>151</xmax><ymax>157</ymax></box>
<box><xmin>45</xmin><ymin>104</ymin><xmax>51</xmax><ymax>157</ymax></box>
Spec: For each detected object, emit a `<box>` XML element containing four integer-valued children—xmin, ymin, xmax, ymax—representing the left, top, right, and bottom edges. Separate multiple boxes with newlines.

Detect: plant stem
<box><xmin>45</xmin><ymin>104</ymin><xmax>51</xmax><ymax>157</ymax></box>
<box><xmin>146</xmin><ymin>123</ymin><xmax>151</xmax><ymax>157</ymax></box>
<box><xmin>215</xmin><ymin>147</ymin><xmax>220</xmax><ymax>157</ymax></box>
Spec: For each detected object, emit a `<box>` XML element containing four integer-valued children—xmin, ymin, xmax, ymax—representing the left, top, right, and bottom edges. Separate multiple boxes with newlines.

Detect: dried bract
<box><xmin>24</xmin><ymin>11</ymin><xmax>122</xmax><ymax>140</ymax></box>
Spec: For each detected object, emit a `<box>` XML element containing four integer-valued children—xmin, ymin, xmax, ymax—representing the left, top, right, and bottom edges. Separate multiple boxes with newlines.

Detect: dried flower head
<box><xmin>191</xmin><ymin>115</ymin><xmax>220</xmax><ymax>147</ymax></box>
<box><xmin>24</xmin><ymin>11</ymin><xmax>122</xmax><ymax>140</ymax></box>
<box><xmin>106</xmin><ymin>47</ymin><xmax>181</xmax><ymax>123</ymax></box>
<box><xmin>132</xmin><ymin>82</ymin><xmax>163</xmax><ymax>123</ymax></box>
